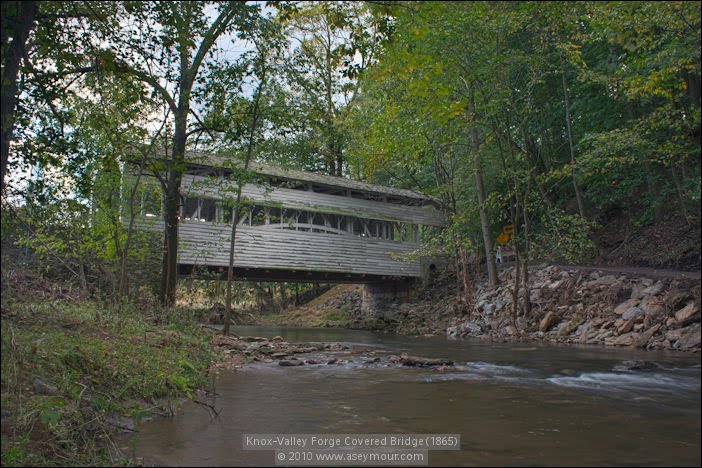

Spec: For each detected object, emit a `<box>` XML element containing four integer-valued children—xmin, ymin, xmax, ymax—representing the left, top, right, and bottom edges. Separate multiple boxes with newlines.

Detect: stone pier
<box><xmin>361</xmin><ymin>280</ymin><xmax>417</xmax><ymax>320</ymax></box>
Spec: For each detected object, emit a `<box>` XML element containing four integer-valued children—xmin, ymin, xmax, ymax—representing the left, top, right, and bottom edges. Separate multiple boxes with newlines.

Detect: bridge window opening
<box><xmin>250</xmin><ymin>206</ymin><xmax>267</xmax><ymax>226</ymax></box>
<box><xmin>181</xmin><ymin>197</ymin><xmax>216</xmax><ymax>222</ymax></box>
<box><xmin>249</xmin><ymin>206</ymin><xmax>282</xmax><ymax>226</ymax></box>
<box><xmin>182</xmin><ymin>197</ymin><xmax>199</xmax><ymax>221</ymax></box>
<box><xmin>173</xmin><ymin>195</ymin><xmax>423</xmax><ymax>243</ymax></box>
<box><xmin>400</xmin><ymin>223</ymin><xmax>415</xmax><ymax>242</ymax></box>
<box><xmin>216</xmin><ymin>202</ymin><xmax>233</xmax><ymax>224</ymax></box>
<box><xmin>141</xmin><ymin>190</ymin><xmax>162</xmax><ymax>218</ymax></box>
<box><xmin>283</xmin><ymin>209</ymin><xmax>300</xmax><ymax>229</ymax></box>
<box><xmin>215</xmin><ymin>203</ymin><xmax>254</xmax><ymax>225</ymax></box>
<box><xmin>199</xmin><ymin>198</ymin><xmax>216</xmax><ymax>222</ymax></box>
<box><xmin>392</xmin><ymin>223</ymin><xmax>402</xmax><ymax>241</ymax></box>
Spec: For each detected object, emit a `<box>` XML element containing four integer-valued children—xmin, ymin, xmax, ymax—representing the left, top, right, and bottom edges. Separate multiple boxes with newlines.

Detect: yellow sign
<box><xmin>496</xmin><ymin>224</ymin><xmax>513</xmax><ymax>245</ymax></box>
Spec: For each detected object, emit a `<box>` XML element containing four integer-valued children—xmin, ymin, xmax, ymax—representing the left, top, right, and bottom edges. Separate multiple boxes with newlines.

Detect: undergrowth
<box><xmin>0</xmin><ymin>298</ymin><xmax>213</xmax><ymax>466</ymax></box>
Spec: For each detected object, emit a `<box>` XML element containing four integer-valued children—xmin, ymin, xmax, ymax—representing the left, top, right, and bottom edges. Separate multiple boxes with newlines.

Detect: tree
<box><xmin>1</xmin><ymin>1</ymin><xmax>37</xmax><ymax>195</ymax></box>
<box><xmin>88</xmin><ymin>1</ymin><xmax>260</xmax><ymax>306</ymax></box>
<box><xmin>347</xmin><ymin>2</ymin><xmax>503</xmax><ymax>289</ymax></box>
<box><xmin>274</xmin><ymin>1</ymin><xmax>381</xmax><ymax>175</ymax></box>
<box><xmin>222</xmin><ymin>35</ymin><xmax>280</xmax><ymax>335</ymax></box>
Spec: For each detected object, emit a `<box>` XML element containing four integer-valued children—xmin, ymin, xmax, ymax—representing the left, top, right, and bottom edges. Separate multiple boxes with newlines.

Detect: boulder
<box><xmin>615</xmin><ymin>360</ymin><xmax>657</xmax><ymax>371</ymax></box>
<box><xmin>674</xmin><ymin>303</ymin><xmax>700</xmax><ymax>327</ymax></box>
<box><xmin>278</xmin><ymin>359</ymin><xmax>304</xmax><ymax>366</ymax></box>
<box><xmin>642</xmin><ymin>281</ymin><xmax>665</xmax><ymax>296</ymax></box>
<box><xmin>400</xmin><ymin>355</ymin><xmax>453</xmax><ymax>367</ymax></box>
<box><xmin>539</xmin><ymin>311</ymin><xmax>560</xmax><ymax>332</ymax></box>
<box><xmin>677</xmin><ymin>323</ymin><xmax>701</xmax><ymax>350</ymax></box>
<box><xmin>622</xmin><ymin>307</ymin><xmax>644</xmax><ymax>321</ymax></box>
<box><xmin>558</xmin><ymin>317</ymin><xmax>585</xmax><ymax>338</ymax></box>
<box><xmin>446</xmin><ymin>321</ymin><xmax>483</xmax><ymax>339</ymax></box>
<box><xmin>605</xmin><ymin>332</ymin><xmax>639</xmax><ymax>347</ymax></box>
<box><xmin>630</xmin><ymin>283</ymin><xmax>648</xmax><ymax>300</ymax></box>
<box><xmin>666</xmin><ymin>328</ymin><xmax>685</xmax><ymax>342</ymax></box>
<box><xmin>634</xmin><ymin>323</ymin><xmax>662</xmax><ymax>348</ymax></box>
<box><xmin>617</xmin><ymin>317</ymin><xmax>637</xmax><ymax>335</ymax></box>
<box><xmin>639</xmin><ymin>296</ymin><xmax>666</xmax><ymax>319</ymax></box>
<box><xmin>32</xmin><ymin>378</ymin><xmax>58</xmax><ymax>395</ymax></box>
<box><xmin>578</xmin><ymin>322</ymin><xmax>591</xmax><ymax>344</ymax></box>
<box><xmin>594</xmin><ymin>275</ymin><xmax>618</xmax><ymax>286</ymax></box>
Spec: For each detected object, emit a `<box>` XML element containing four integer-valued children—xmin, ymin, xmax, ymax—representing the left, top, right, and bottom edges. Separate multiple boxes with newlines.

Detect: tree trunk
<box><xmin>521</xmin><ymin>175</ymin><xmax>532</xmax><ymax>318</ymax></box>
<box><xmin>160</xmin><ymin>108</ymin><xmax>187</xmax><ymax>307</ymax></box>
<box><xmin>223</xmin><ymin>65</ymin><xmax>265</xmax><ymax>335</ymax></box>
<box><xmin>562</xmin><ymin>73</ymin><xmax>587</xmax><ymax>220</ymax></box>
<box><xmin>510</xmin><ymin>201</ymin><xmax>520</xmax><ymax>321</ymax></box>
<box><xmin>459</xmin><ymin>245</ymin><xmax>473</xmax><ymax>318</ymax></box>
<box><xmin>1</xmin><ymin>1</ymin><xmax>37</xmax><ymax>195</ymax></box>
<box><xmin>467</xmin><ymin>79</ymin><xmax>498</xmax><ymax>288</ymax></box>
<box><xmin>454</xmin><ymin>250</ymin><xmax>463</xmax><ymax>309</ymax></box>
<box><xmin>279</xmin><ymin>283</ymin><xmax>287</xmax><ymax>310</ymax></box>
<box><xmin>118</xmin><ymin>163</ymin><xmax>146</xmax><ymax>298</ymax></box>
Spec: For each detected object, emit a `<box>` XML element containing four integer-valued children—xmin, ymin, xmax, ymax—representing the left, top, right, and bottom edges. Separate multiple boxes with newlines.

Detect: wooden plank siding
<box><xmin>185</xmin><ymin>151</ymin><xmax>436</xmax><ymax>202</ymax></box>
<box><xmin>133</xmin><ymin>218</ymin><xmax>421</xmax><ymax>277</ymax></box>
<box><xmin>180</xmin><ymin>174</ymin><xmax>445</xmax><ymax>226</ymax></box>
<box><xmin>124</xmin><ymin>157</ymin><xmax>443</xmax><ymax>278</ymax></box>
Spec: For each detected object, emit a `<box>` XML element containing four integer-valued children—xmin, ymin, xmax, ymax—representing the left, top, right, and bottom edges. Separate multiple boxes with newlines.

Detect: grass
<box><xmin>264</xmin><ymin>306</ymin><xmax>350</xmax><ymax>328</ymax></box>
<box><xmin>1</xmin><ymin>298</ymin><xmax>215</xmax><ymax>466</ymax></box>
<box><xmin>259</xmin><ymin>285</ymin><xmax>355</xmax><ymax>328</ymax></box>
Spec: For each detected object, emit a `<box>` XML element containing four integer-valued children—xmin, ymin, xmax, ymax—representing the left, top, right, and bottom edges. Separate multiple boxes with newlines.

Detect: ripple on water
<box><xmin>547</xmin><ymin>372</ymin><xmax>702</xmax><ymax>396</ymax></box>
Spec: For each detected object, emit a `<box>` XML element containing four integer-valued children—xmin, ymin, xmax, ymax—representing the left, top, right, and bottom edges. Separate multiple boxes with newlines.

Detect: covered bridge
<box><xmin>129</xmin><ymin>152</ymin><xmax>445</xmax><ymax>283</ymax></box>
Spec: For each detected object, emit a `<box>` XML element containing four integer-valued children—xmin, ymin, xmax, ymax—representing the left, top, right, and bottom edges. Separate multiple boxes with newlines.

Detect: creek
<box><xmin>128</xmin><ymin>326</ymin><xmax>701</xmax><ymax>466</ymax></box>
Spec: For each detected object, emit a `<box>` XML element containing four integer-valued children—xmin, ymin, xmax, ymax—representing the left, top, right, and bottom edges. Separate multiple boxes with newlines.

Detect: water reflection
<box><xmin>129</xmin><ymin>326</ymin><xmax>701</xmax><ymax>466</ymax></box>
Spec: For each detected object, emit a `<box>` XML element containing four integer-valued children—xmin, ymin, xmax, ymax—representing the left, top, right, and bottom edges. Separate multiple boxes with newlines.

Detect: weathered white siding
<box><xmin>133</xmin><ymin>218</ymin><xmax>421</xmax><ymax>277</ymax></box>
<box><xmin>181</xmin><ymin>174</ymin><xmax>445</xmax><ymax>226</ymax></box>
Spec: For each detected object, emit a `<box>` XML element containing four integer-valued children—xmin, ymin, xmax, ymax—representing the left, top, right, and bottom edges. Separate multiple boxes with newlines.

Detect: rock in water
<box><xmin>278</xmin><ymin>359</ymin><xmax>304</xmax><ymax>366</ymax></box>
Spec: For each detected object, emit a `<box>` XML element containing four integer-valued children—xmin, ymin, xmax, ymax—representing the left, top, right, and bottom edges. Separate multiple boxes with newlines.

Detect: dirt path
<box><xmin>526</xmin><ymin>261</ymin><xmax>701</xmax><ymax>280</ymax></box>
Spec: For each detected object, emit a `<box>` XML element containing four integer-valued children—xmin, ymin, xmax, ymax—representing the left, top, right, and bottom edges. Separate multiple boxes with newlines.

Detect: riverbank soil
<box><xmin>240</xmin><ymin>284</ymin><xmax>361</xmax><ymax>328</ymax></box>
<box><xmin>592</xmin><ymin>210</ymin><xmax>701</xmax><ymax>271</ymax></box>
<box><xmin>0</xmin><ymin>270</ymin><xmax>216</xmax><ymax>466</ymax></box>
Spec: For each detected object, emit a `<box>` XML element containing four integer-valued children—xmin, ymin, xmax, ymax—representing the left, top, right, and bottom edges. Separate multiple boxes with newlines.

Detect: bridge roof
<box><xmin>185</xmin><ymin>151</ymin><xmax>439</xmax><ymax>205</ymax></box>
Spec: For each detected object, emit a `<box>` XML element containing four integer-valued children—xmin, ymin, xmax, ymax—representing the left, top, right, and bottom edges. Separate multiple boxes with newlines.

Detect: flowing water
<box><xmin>128</xmin><ymin>326</ymin><xmax>701</xmax><ymax>466</ymax></box>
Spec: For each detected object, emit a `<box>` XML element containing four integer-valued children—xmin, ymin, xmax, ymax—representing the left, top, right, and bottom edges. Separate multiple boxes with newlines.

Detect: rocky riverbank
<box><xmin>447</xmin><ymin>265</ymin><xmax>701</xmax><ymax>352</ymax></box>
<box><xmin>210</xmin><ymin>334</ymin><xmax>455</xmax><ymax>370</ymax></box>
<box><xmin>249</xmin><ymin>264</ymin><xmax>700</xmax><ymax>353</ymax></box>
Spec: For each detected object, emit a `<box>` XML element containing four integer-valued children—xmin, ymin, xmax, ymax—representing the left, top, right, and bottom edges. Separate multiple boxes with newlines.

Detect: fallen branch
<box><xmin>192</xmin><ymin>398</ymin><xmax>220</xmax><ymax>420</ymax></box>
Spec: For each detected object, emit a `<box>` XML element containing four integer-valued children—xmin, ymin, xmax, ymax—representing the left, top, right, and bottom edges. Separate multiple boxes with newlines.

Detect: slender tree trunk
<box><xmin>459</xmin><ymin>245</ymin><xmax>473</xmax><ymax>318</ymax></box>
<box><xmin>454</xmin><ymin>249</ymin><xmax>463</xmax><ymax>309</ymax></box>
<box><xmin>160</xmin><ymin>108</ymin><xmax>187</xmax><ymax>306</ymax></box>
<box><xmin>466</xmin><ymin>79</ymin><xmax>498</xmax><ymax>288</ymax></box>
<box><xmin>1</xmin><ymin>1</ymin><xmax>37</xmax><ymax>195</ymax></box>
<box><xmin>562</xmin><ymin>73</ymin><xmax>587</xmax><ymax>219</ymax></box>
<box><xmin>279</xmin><ymin>283</ymin><xmax>287</xmax><ymax>310</ymax></box>
<box><xmin>118</xmin><ymin>163</ymin><xmax>146</xmax><ymax>298</ymax></box>
<box><xmin>521</xmin><ymin>176</ymin><xmax>532</xmax><ymax>318</ymax></box>
<box><xmin>223</xmin><ymin>68</ymin><xmax>265</xmax><ymax>335</ymax></box>
<box><xmin>510</xmin><ymin>201</ymin><xmax>520</xmax><ymax>321</ymax></box>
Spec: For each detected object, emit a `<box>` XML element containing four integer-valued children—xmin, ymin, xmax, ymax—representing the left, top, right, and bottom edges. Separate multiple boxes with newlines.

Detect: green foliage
<box><xmin>1</xmin><ymin>298</ymin><xmax>213</xmax><ymax>466</ymax></box>
<box><xmin>345</xmin><ymin>0</ymin><xmax>700</xmax><ymax>266</ymax></box>
<box><xmin>532</xmin><ymin>209</ymin><xmax>598</xmax><ymax>264</ymax></box>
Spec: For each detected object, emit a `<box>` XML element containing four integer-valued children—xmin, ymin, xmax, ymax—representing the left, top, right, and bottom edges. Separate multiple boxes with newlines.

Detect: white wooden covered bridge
<box><xmin>130</xmin><ymin>152</ymin><xmax>445</xmax><ymax>283</ymax></box>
